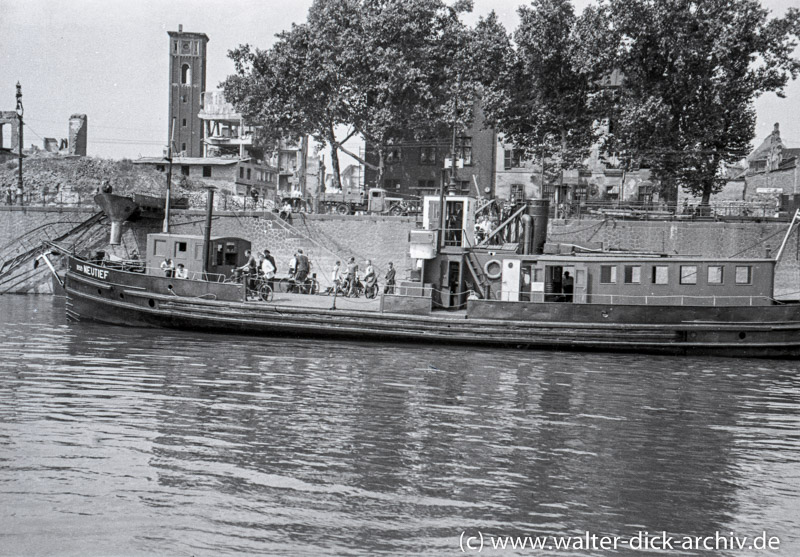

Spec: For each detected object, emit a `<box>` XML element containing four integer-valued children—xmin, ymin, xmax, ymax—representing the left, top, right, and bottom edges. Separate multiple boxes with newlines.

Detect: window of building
<box><xmin>457</xmin><ymin>137</ymin><xmax>472</xmax><ymax>165</ymax></box>
<box><xmin>600</xmin><ymin>265</ymin><xmax>617</xmax><ymax>284</ymax></box>
<box><xmin>156</xmin><ymin>164</ymin><xmax>166</xmax><ymax>172</ymax></box>
<box><xmin>735</xmin><ymin>266</ymin><xmax>752</xmax><ymax>284</ymax></box>
<box><xmin>707</xmin><ymin>265</ymin><xmax>724</xmax><ymax>284</ymax></box>
<box><xmin>386</xmin><ymin>147</ymin><xmax>402</xmax><ymax>164</ymax></box>
<box><xmin>246</xmin><ymin>168</ymin><xmax>252</xmax><ymax>180</ymax></box>
<box><xmin>624</xmin><ymin>265</ymin><xmax>641</xmax><ymax>284</ymax></box>
<box><xmin>181</xmin><ymin>165</ymin><xmax>190</xmax><ymax>176</ymax></box>
<box><xmin>384</xmin><ymin>179</ymin><xmax>401</xmax><ymax>190</ymax></box>
<box><xmin>239</xmin><ymin>167</ymin><xmax>245</xmax><ymax>179</ymax></box>
<box><xmin>652</xmin><ymin>265</ymin><xmax>669</xmax><ymax>284</ymax></box>
<box><xmin>181</xmin><ymin>143</ymin><xmax>187</xmax><ymax>153</ymax></box>
<box><xmin>181</xmin><ymin>94</ymin><xmax>188</xmax><ymax>103</ymax></box>
<box><xmin>680</xmin><ymin>265</ymin><xmax>698</xmax><ymax>285</ymax></box>
<box><xmin>173</xmin><ymin>40</ymin><xmax>178</xmax><ymax>54</ymax></box>
<box><xmin>419</xmin><ymin>146</ymin><xmax>436</xmax><ymax>165</ymax></box>
<box><xmin>181</xmin><ymin>64</ymin><xmax>191</xmax><ymax>85</ymax></box>
<box><xmin>182</xmin><ymin>118</ymin><xmax>187</xmax><ymax>127</ymax></box>
<box><xmin>203</xmin><ymin>166</ymin><xmax>212</xmax><ymax>178</ymax></box>
<box><xmin>417</xmin><ymin>179</ymin><xmax>435</xmax><ymax>190</ymax></box>
<box><xmin>503</xmin><ymin>148</ymin><xmax>524</xmax><ymax>170</ymax></box>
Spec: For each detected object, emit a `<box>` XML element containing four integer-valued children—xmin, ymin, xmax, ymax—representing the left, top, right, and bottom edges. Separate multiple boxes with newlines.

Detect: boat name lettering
<box><xmin>80</xmin><ymin>264</ymin><xmax>108</xmax><ymax>280</ymax></box>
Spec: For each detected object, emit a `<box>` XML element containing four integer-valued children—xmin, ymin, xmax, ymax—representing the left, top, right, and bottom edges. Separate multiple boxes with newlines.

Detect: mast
<box><xmin>15</xmin><ymin>82</ymin><xmax>23</xmax><ymax>206</ymax></box>
<box><xmin>202</xmin><ymin>186</ymin><xmax>215</xmax><ymax>278</ymax></box>
<box><xmin>163</xmin><ymin>117</ymin><xmax>176</xmax><ymax>233</ymax></box>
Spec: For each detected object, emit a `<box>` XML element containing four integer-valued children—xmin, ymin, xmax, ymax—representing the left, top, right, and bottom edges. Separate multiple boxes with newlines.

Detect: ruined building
<box><xmin>167</xmin><ymin>25</ymin><xmax>209</xmax><ymax>158</ymax></box>
<box><xmin>68</xmin><ymin>114</ymin><xmax>87</xmax><ymax>156</ymax></box>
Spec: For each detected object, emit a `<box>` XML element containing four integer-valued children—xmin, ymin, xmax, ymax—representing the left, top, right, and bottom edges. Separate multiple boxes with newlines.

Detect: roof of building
<box><xmin>134</xmin><ymin>157</ymin><xmax>241</xmax><ymax>166</ymax></box>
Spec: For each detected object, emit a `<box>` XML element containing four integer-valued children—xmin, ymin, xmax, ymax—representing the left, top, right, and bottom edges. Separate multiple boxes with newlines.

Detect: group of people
<box><xmin>235</xmin><ymin>248</ymin><xmax>279</xmax><ymax>292</ymax></box>
<box><xmin>160</xmin><ymin>258</ymin><xmax>188</xmax><ymax>279</ymax></box>
<box><xmin>329</xmin><ymin>257</ymin><xmax>396</xmax><ymax>298</ymax></box>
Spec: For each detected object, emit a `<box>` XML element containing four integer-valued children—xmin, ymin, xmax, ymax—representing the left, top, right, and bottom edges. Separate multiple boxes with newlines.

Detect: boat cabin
<box><xmin>146</xmin><ymin>233</ymin><xmax>251</xmax><ymax>280</ymax></box>
<box><xmin>394</xmin><ymin>195</ymin><xmax>779</xmax><ymax>313</ymax></box>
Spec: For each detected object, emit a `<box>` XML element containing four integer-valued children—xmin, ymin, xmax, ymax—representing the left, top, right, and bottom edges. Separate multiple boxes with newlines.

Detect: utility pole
<box><xmin>15</xmin><ymin>82</ymin><xmax>23</xmax><ymax>206</ymax></box>
<box><xmin>163</xmin><ymin>118</ymin><xmax>176</xmax><ymax>233</ymax></box>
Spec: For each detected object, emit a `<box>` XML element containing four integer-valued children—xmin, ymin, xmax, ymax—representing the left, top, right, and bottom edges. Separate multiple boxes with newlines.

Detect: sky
<box><xmin>1</xmin><ymin>0</ymin><xmax>799</xmax><ymax>161</ymax></box>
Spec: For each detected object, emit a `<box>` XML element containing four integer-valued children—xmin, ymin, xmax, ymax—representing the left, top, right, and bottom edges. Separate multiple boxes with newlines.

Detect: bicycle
<box><xmin>232</xmin><ymin>271</ymin><xmax>274</xmax><ymax>302</ymax></box>
<box><xmin>278</xmin><ymin>274</ymin><xmax>319</xmax><ymax>295</ymax></box>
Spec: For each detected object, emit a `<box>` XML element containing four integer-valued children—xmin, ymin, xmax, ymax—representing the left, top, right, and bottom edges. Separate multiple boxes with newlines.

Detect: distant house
<box><xmin>744</xmin><ymin>123</ymin><xmax>800</xmax><ymax>198</ymax></box>
<box><xmin>364</xmin><ymin>102</ymin><xmax>496</xmax><ymax>199</ymax></box>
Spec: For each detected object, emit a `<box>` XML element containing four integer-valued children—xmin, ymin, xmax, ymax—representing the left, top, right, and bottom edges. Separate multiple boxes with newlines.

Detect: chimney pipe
<box><xmin>527</xmin><ymin>199</ymin><xmax>550</xmax><ymax>255</ymax></box>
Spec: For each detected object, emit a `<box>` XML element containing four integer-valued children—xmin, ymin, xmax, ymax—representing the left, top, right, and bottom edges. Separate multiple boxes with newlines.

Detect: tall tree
<box><xmin>583</xmin><ymin>0</ymin><xmax>800</xmax><ymax>204</ymax></box>
<box><xmin>483</xmin><ymin>0</ymin><xmax>599</xmax><ymax>180</ymax></box>
<box><xmin>223</xmin><ymin>0</ymin><xmax>485</xmax><ymax>190</ymax></box>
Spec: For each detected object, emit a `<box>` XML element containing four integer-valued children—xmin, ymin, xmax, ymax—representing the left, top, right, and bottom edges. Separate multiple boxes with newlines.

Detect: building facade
<box><xmin>167</xmin><ymin>25</ymin><xmax>209</xmax><ymax>158</ymax></box>
<box><xmin>364</xmin><ymin>103</ymin><xmax>496</xmax><ymax>200</ymax></box>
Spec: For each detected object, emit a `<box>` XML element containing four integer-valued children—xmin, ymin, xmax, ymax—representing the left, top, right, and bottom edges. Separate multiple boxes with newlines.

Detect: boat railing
<box><xmin>491</xmin><ymin>290</ymin><xmax>778</xmax><ymax>306</ymax></box>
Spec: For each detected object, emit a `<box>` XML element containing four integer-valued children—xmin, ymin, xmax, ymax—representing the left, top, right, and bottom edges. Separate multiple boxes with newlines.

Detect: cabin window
<box><xmin>181</xmin><ymin>165</ymin><xmax>190</xmax><ymax>176</ymax></box>
<box><xmin>175</xmin><ymin>242</ymin><xmax>187</xmax><ymax>255</ymax></box>
<box><xmin>534</xmin><ymin>268</ymin><xmax>544</xmax><ymax>282</ymax></box>
<box><xmin>203</xmin><ymin>166</ymin><xmax>212</xmax><ymax>177</ymax></box>
<box><xmin>707</xmin><ymin>266</ymin><xmax>724</xmax><ymax>284</ymax></box>
<box><xmin>600</xmin><ymin>265</ymin><xmax>617</xmax><ymax>284</ymax></box>
<box><xmin>735</xmin><ymin>266</ymin><xmax>752</xmax><ymax>284</ymax></box>
<box><xmin>216</xmin><ymin>244</ymin><xmax>224</xmax><ymax>266</ymax></box>
<box><xmin>680</xmin><ymin>265</ymin><xmax>698</xmax><ymax>285</ymax></box>
<box><xmin>154</xmin><ymin>239</ymin><xmax>167</xmax><ymax>257</ymax></box>
<box><xmin>652</xmin><ymin>265</ymin><xmax>669</xmax><ymax>284</ymax></box>
<box><xmin>240</xmin><ymin>167</ymin><xmax>245</xmax><ymax>179</ymax></box>
<box><xmin>624</xmin><ymin>265</ymin><xmax>641</xmax><ymax>284</ymax></box>
<box><xmin>247</xmin><ymin>168</ymin><xmax>252</xmax><ymax>180</ymax></box>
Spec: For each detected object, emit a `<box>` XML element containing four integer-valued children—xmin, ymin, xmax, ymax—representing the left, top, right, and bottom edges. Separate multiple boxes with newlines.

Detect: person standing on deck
<box><xmin>563</xmin><ymin>271</ymin><xmax>574</xmax><ymax>302</ymax></box>
<box><xmin>295</xmin><ymin>249</ymin><xmax>310</xmax><ymax>283</ymax></box>
<box><xmin>384</xmin><ymin>262</ymin><xmax>396</xmax><ymax>294</ymax></box>
<box><xmin>346</xmin><ymin>257</ymin><xmax>359</xmax><ymax>298</ymax></box>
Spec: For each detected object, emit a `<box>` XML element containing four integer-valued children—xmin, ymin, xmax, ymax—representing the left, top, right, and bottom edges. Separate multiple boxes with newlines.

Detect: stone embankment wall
<box><xmin>2</xmin><ymin>207</ymin><xmax>799</xmax><ymax>299</ymax></box>
<box><xmin>550</xmin><ymin>219</ymin><xmax>800</xmax><ymax>298</ymax></box>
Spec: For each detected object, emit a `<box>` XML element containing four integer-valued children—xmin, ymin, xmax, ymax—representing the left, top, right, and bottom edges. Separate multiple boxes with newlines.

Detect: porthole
<box><xmin>739</xmin><ymin>332</ymin><xmax>747</xmax><ymax>340</ymax></box>
<box><xmin>97</xmin><ymin>289</ymin><xmax>103</xmax><ymax>296</ymax></box>
<box><xmin>119</xmin><ymin>293</ymin><xmax>125</xmax><ymax>299</ymax></box>
<box><xmin>148</xmin><ymin>299</ymin><xmax>155</xmax><ymax>308</ymax></box>
<box><xmin>168</xmin><ymin>284</ymin><xmax>174</xmax><ymax>290</ymax></box>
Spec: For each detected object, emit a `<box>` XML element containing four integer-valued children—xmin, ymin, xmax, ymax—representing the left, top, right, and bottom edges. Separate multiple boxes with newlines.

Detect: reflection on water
<box><xmin>0</xmin><ymin>295</ymin><xmax>798</xmax><ymax>556</ymax></box>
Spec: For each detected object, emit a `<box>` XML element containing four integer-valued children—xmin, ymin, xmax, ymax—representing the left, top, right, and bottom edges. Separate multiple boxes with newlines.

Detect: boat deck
<box><xmin>252</xmin><ymin>292</ymin><xmax>383</xmax><ymax>312</ymax></box>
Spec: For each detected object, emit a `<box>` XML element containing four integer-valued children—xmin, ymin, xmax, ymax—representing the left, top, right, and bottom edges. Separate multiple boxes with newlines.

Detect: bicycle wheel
<box><xmin>279</xmin><ymin>278</ymin><xmax>293</xmax><ymax>293</ymax></box>
<box><xmin>259</xmin><ymin>283</ymin><xmax>273</xmax><ymax>302</ymax></box>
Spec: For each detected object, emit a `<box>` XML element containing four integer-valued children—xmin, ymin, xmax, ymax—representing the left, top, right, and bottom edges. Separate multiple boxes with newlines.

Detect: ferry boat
<box><xmin>52</xmin><ymin>192</ymin><xmax>800</xmax><ymax>358</ymax></box>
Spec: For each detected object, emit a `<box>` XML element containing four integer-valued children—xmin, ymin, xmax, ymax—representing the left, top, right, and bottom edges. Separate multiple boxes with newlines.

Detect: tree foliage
<box><xmin>483</xmin><ymin>0</ymin><xmax>600</xmax><ymax>172</ymax></box>
<box><xmin>223</xmin><ymin>0</ymin><xmax>489</xmax><ymax>189</ymax></box>
<box><xmin>583</xmin><ymin>0</ymin><xmax>800</xmax><ymax>203</ymax></box>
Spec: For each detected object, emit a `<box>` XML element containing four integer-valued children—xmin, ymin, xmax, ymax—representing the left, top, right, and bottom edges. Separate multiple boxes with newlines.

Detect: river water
<box><xmin>0</xmin><ymin>295</ymin><xmax>798</xmax><ymax>556</ymax></box>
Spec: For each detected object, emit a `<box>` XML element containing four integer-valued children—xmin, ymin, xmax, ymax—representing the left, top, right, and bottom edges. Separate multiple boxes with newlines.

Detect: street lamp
<box><xmin>15</xmin><ymin>82</ymin><xmax>23</xmax><ymax>206</ymax></box>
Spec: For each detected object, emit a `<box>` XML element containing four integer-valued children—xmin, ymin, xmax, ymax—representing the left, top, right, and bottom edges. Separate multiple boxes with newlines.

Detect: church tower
<box><xmin>167</xmin><ymin>25</ymin><xmax>209</xmax><ymax>158</ymax></box>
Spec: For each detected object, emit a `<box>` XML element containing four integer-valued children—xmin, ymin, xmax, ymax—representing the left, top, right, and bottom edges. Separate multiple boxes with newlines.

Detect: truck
<box><xmin>318</xmin><ymin>188</ymin><xmax>420</xmax><ymax>216</ymax></box>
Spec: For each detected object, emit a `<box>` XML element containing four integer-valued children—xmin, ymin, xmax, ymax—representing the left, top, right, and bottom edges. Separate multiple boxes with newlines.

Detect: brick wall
<box><xmin>2</xmin><ymin>206</ymin><xmax>798</xmax><ymax>300</ymax></box>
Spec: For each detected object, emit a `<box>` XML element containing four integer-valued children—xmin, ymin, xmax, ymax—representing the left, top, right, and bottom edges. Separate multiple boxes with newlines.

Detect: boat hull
<box><xmin>63</xmin><ymin>257</ymin><xmax>800</xmax><ymax>358</ymax></box>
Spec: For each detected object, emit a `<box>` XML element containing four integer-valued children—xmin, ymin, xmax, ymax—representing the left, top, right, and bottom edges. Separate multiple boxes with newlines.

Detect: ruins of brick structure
<box><xmin>0</xmin><ymin>111</ymin><xmax>22</xmax><ymax>161</ymax></box>
<box><xmin>68</xmin><ymin>114</ymin><xmax>87</xmax><ymax>156</ymax></box>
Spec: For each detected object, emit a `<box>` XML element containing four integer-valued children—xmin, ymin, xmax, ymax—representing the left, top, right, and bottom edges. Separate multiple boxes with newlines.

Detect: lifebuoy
<box><xmin>484</xmin><ymin>259</ymin><xmax>502</xmax><ymax>280</ymax></box>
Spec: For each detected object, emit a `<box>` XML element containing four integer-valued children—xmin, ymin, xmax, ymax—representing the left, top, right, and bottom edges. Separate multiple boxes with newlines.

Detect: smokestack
<box><xmin>528</xmin><ymin>199</ymin><xmax>550</xmax><ymax>255</ymax></box>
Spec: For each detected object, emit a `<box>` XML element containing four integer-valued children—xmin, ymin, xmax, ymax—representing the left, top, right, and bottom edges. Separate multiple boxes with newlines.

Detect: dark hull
<box><xmin>64</xmin><ymin>257</ymin><xmax>800</xmax><ymax>358</ymax></box>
